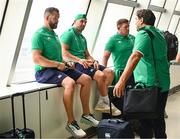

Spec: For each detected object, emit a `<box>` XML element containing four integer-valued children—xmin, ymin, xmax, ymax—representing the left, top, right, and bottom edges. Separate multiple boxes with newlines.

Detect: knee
<box><xmin>104</xmin><ymin>68</ymin><xmax>114</xmax><ymax>77</ymax></box>
<box><xmin>81</xmin><ymin>74</ymin><xmax>92</xmax><ymax>85</ymax></box>
<box><xmin>96</xmin><ymin>71</ymin><xmax>106</xmax><ymax>81</ymax></box>
<box><xmin>64</xmin><ymin>79</ymin><xmax>76</xmax><ymax>91</ymax></box>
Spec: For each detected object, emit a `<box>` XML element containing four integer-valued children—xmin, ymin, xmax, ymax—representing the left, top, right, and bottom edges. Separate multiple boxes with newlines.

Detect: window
<box><xmin>92</xmin><ymin>3</ymin><xmax>134</xmax><ymax>67</ymax></box>
<box><xmin>153</xmin><ymin>11</ymin><xmax>161</xmax><ymax>27</ymax></box>
<box><xmin>12</xmin><ymin>0</ymin><xmax>90</xmax><ymax>83</ymax></box>
<box><xmin>0</xmin><ymin>0</ymin><xmax>7</xmax><ymax>33</ymax></box>
<box><xmin>150</xmin><ymin>0</ymin><xmax>166</xmax><ymax>7</ymax></box>
<box><xmin>176</xmin><ymin>22</ymin><xmax>180</xmax><ymax>51</ymax></box>
<box><xmin>175</xmin><ymin>0</ymin><xmax>180</xmax><ymax>11</ymax></box>
<box><xmin>168</xmin><ymin>15</ymin><xmax>180</xmax><ymax>34</ymax></box>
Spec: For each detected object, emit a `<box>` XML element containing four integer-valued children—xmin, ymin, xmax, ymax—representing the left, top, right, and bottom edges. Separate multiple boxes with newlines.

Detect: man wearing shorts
<box><xmin>60</xmin><ymin>14</ymin><xmax>121</xmax><ymax>116</ymax></box>
<box><xmin>31</xmin><ymin>7</ymin><xmax>99</xmax><ymax>138</ymax></box>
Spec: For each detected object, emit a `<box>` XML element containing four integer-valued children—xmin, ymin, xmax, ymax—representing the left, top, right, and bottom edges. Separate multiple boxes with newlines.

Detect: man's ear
<box><xmin>139</xmin><ymin>17</ymin><xmax>144</xmax><ymax>25</ymax></box>
<box><xmin>45</xmin><ymin>15</ymin><xmax>50</xmax><ymax>21</ymax></box>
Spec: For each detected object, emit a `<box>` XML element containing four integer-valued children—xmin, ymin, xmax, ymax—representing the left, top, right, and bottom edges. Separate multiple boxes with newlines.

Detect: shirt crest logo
<box><xmin>47</xmin><ymin>37</ymin><xmax>51</xmax><ymax>41</ymax></box>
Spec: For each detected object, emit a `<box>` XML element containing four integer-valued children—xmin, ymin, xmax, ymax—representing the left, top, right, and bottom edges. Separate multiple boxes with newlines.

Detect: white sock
<box><xmin>99</xmin><ymin>95</ymin><xmax>109</xmax><ymax>103</ymax></box>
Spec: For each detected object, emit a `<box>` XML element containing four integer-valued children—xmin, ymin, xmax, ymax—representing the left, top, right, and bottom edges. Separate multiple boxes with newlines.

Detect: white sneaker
<box><xmin>95</xmin><ymin>99</ymin><xmax>121</xmax><ymax>116</ymax></box>
<box><xmin>66</xmin><ymin>121</ymin><xmax>86</xmax><ymax>138</ymax></box>
<box><xmin>112</xmin><ymin>107</ymin><xmax>121</xmax><ymax>116</ymax></box>
<box><xmin>95</xmin><ymin>100</ymin><xmax>110</xmax><ymax>112</ymax></box>
<box><xmin>80</xmin><ymin>114</ymin><xmax>99</xmax><ymax>127</ymax></box>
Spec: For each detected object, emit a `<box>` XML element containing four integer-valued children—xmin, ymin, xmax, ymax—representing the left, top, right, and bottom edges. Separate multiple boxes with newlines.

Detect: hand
<box><xmin>65</xmin><ymin>61</ymin><xmax>75</xmax><ymax>69</ymax></box>
<box><xmin>93</xmin><ymin>60</ymin><xmax>99</xmax><ymax>69</ymax></box>
<box><xmin>57</xmin><ymin>62</ymin><xmax>66</xmax><ymax>71</ymax></box>
<box><xmin>78</xmin><ymin>59</ymin><xmax>91</xmax><ymax>68</ymax></box>
<box><xmin>113</xmin><ymin>80</ymin><xmax>126</xmax><ymax>97</ymax></box>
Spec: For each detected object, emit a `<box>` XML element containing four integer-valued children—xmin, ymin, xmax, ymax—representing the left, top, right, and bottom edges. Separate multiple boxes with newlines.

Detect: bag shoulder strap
<box><xmin>143</xmin><ymin>29</ymin><xmax>158</xmax><ymax>86</ymax></box>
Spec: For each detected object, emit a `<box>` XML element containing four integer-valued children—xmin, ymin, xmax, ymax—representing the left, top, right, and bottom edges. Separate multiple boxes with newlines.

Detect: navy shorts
<box><xmin>75</xmin><ymin>63</ymin><xmax>105</xmax><ymax>78</ymax></box>
<box><xmin>35</xmin><ymin>68</ymin><xmax>82</xmax><ymax>86</ymax></box>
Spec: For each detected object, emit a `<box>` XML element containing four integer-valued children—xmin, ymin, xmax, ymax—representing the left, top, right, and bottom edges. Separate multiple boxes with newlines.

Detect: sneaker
<box><xmin>80</xmin><ymin>114</ymin><xmax>99</xmax><ymax>127</ymax></box>
<box><xmin>66</xmin><ymin>121</ymin><xmax>86</xmax><ymax>138</ymax></box>
<box><xmin>111</xmin><ymin>106</ymin><xmax>121</xmax><ymax>116</ymax></box>
<box><xmin>95</xmin><ymin>101</ymin><xmax>111</xmax><ymax>112</ymax></box>
<box><xmin>95</xmin><ymin>99</ymin><xmax>121</xmax><ymax>116</ymax></box>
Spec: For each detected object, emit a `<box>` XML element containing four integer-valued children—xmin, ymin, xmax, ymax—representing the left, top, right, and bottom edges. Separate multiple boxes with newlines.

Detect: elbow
<box><xmin>62</xmin><ymin>50</ymin><xmax>69</xmax><ymax>59</ymax></box>
<box><xmin>62</xmin><ymin>52</ymin><xmax>68</xmax><ymax>59</ymax></box>
<box><xmin>32</xmin><ymin>55</ymin><xmax>41</xmax><ymax>65</ymax></box>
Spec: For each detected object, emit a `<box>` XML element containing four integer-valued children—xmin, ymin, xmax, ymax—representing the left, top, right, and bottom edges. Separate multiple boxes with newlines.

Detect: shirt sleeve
<box><xmin>105</xmin><ymin>37</ymin><xmax>114</xmax><ymax>52</ymax></box>
<box><xmin>31</xmin><ymin>33</ymin><xmax>44</xmax><ymax>51</ymax></box>
<box><xmin>133</xmin><ymin>31</ymin><xmax>151</xmax><ymax>56</ymax></box>
<box><xmin>60</xmin><ymin>31</ymin><xmax>72</xmax><ymax>46</ymax></box>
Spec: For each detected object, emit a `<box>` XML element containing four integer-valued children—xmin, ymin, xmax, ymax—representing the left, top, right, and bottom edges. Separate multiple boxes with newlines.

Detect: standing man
<box><xmin>102</xmin><ymin>18</ymin><xmax>135</xmax><ymax>86</ymax></box>
<box><xmin>32</xmin><ymin>7</ymin><xmax>99</xmax><ymax>138</ymax></box>
<box><xmin>113</xmin><ymin>9</ymin><xmax>170</xmax><ymax>138</ymax></box>
<box><xmin>60</xmin><ymin>14</ymin><xmax>121</xmax><ymax>116</ymax></box>
<box><xmin>102</xmin><ymin>18</ymin><xmax>135</xmax><ymax>111</ymax></box>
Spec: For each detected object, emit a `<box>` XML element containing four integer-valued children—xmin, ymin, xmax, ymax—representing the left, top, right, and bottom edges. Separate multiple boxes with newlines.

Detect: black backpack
<box><xmin>163</xmin><ymin>31</ymin><xmax>178</xmax><ymax>61</ymax></box>
<box><xmin>144</xmin><ymin>30</ymin><xmax>178</xmax><ymax>61</ymax></box>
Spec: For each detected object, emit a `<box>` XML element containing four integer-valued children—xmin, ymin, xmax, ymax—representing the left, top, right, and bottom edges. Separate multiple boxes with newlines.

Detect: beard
<box><xmin>49</xmin><ymin>22</ymin><xmax>58</xmax><ymax>29</ymax></box>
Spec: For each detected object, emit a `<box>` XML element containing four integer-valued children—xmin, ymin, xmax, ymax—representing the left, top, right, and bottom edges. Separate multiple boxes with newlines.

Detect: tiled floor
<box><xmin>166</xmin><ymin>91</ymin><xmax>180</xmax><ymax>138</ymax></box>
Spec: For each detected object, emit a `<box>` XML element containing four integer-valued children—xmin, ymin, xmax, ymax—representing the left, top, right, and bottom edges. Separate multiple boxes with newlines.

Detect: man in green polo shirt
<box><xmin>31</xmin><ymin>7</ymin><xmax>99</xmax><ymax>138</ymax></box>
<box><xmin>102</xmin><ymin>18</ymin><xmax>135</xmax><ymax>111</ymax></box>
<box><xmin>113</xmin><ymin>9</ymin><xmax>170</xmax><ymax>138</ymax></box>
<box><xmin>102</xmin><ymin>18</ymin><xmax>135</xmax><ymax>85</ymax></box>
<box><xmin>60</xmin><ymin>14</ymin><xmax>121</xmax><ymax>116</ymax></box>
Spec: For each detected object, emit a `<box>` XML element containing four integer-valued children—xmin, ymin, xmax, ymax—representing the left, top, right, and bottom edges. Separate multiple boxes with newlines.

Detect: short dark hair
<box><xmin>117</xmin><ymin>18</ymin><xmax>129</xmax><ymax>29</ymax></box>
<box><xmin>136</xmin><ymin>9</ymin><xmax>156</xmax><ymax>26</ymax></box>
<box><xmin>44</xmin><ymin>7</ymin><xmax>59</xmax><ymax>17</ymax></box>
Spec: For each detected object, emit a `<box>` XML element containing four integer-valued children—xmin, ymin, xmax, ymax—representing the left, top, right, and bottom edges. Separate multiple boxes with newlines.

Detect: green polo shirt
<box><xmin>105</xmin><ymin>33</ymin><xmax>135</xmax><ymax>84</ymax></box>
<box><xmin>105</xmin><ymin>33</ymin><xmax>135</xmax><ymax>70</ymax></box>
<box><xmin>32</xmin><ymin>27</ymin><xmax>62</xmax><ymax>71</ymax></box>
<box><xmin>133</xmin><ymin>26</ymin><xmax>170</xmax><ymax>92</ymax></box>
<box><xmin>60</xmin><ymin>27</ymin><xmax>87</xmax><ymax>59</ymax></box>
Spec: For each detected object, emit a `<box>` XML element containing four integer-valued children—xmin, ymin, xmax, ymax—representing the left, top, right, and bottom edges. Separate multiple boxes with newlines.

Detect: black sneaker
<box><xmin>80</xmin><ymin>114</ymin><xmax>99</xmax><ymax>127</ymax></box>
<box><xmin>66</xmin><ymin>121</ymin><xmax>86</xmax><ymax>138</ymax></box>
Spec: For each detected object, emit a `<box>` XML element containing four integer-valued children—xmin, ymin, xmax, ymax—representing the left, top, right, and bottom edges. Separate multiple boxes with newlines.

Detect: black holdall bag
<box><xmin>163</xmin><ymin>31</ymin><xmax>178</xmax><ymax>61</ymax></box>
<box><xmin>123</xmin><ymin>84</ymin><xmax>159</xmax><ymax>119</ymax></box>
<box><xmin>0</xmin><ymin>93</ymin><xmax>35</xmax><ymax>138</ymax></box>
<box><xmin>97</xmin><ymin>119</ymin><xmax>134</xmax><ymax>138</ymax></box>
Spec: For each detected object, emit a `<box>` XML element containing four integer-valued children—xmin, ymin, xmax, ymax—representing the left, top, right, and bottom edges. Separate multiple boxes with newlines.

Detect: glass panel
<box><xmin>92</xmin><ymin>3</ymin><xmax>133</xmax><ymax>67</ymax></box>
<box><xmin>175</xmin><ymin>0</ymin><xmax>180</xmax><ymax>11</ymax></box>
<box><xmin>176</xmin><ymin>22</ymin><xmax>180</xmax><ymax>52</ymax></box>
<box><xmin>125</xmin><ymin>0</ymin><xmax>137</xmax><ymax>1</ymax></box>
<box><xmin>168</xmin><ymin>15</ymin><xmax>180</xmax><ymax>33</ymax></box>
<box><xmin>150</xmin><ymin>0</ymin><xmax>166</xmax><ymax>7</ymax></box>
<box><xmin>12</xmin><ymin>0</ymin><xmax>89</xmax><ymax>83</ymax></box>
<box><xmin>0</xmin><ymin>0</ymin><xmax>7</xmax><ymax>27</ymax></box>
<box><xmin>153</xmin><ymin>11</ymin><xmax>161</xmax><ymax>27</ymax></box>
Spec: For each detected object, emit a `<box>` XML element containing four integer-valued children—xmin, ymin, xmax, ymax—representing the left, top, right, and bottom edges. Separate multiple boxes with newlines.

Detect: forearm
<box><xmin>102</xmin><ymin>56</ymin><xmax>108</xmax><ymax>67</ymax></box>
<box><xmin>86</xmin><ymin>55</ymin><xmax>94</xmax><ymax>61</ymax></box>
<box><xmin>63</xmin><ymin>50</ymin><xmax>81</xmax><ymax>62</ymax></box>
<box><xmin>102</xmin><ymin>51</ymin><xmax>111</xmax><ymax>67</ymax></box>
<box><xmin>118</xmin><ymin>52</ymin><xmax>141</xmax><ymax>84</ymax></box>
<box><xmin>34</xmin><ymin>55</ymin><xmax>63</xmax><ymax>69</ymax></box>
